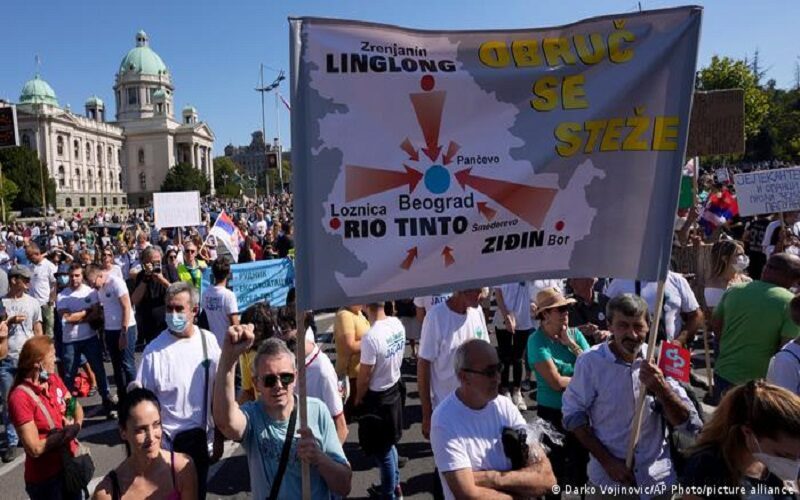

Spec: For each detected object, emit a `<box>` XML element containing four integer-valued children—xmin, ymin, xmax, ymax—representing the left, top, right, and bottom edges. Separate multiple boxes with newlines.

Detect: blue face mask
<box><xmin>166</xmin><ymin>312</ymin><xmax>188</xmax><ymax>333</ymax></box>
<box><xmin>39</xmin><ymin>367</ymin><xmax>49</xmax><ymax>382</ymax></box>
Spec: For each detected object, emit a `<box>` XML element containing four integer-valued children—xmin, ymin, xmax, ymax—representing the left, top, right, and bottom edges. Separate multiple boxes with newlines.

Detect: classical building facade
<box><xmin>14</xmin><ymin>30</ymin><xmax>214</xmax><ymax>210</ymax></box>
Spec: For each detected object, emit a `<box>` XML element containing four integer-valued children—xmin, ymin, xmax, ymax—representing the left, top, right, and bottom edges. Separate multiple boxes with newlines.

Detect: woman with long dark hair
<box><xmin>92</xmin><ymin>387</ymin><xmax>196</xmax><ymax>500</ymax></box>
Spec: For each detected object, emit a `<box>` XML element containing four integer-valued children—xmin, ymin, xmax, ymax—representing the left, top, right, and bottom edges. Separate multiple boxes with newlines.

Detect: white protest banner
<box><xmin>734</xmin><ymin>167</ymin><xmax>800</xmax><ymax>217</ymax></box>
<box><xmin>290</xmin><ymin>8</ymin><xmax>701</xmax><ymax>310</ymax></box>
<box><xmin>153</xmin><ymin>191</ymin><xmax>201</xmax><ymax>229</ymax></box>
<box><xmin>714</xmin><ymin>168</ymin><xmax>730</xmax><ymax>184</ymax></box>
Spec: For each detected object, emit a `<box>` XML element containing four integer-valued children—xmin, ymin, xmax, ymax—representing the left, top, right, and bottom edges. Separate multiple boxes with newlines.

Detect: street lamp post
<box><xmin>255</xmin><ymin>66</ymin><xmax>285</xmax><ymax>199</ymax></box>
<box><xmin>221</xmin><ymin>173</ymin><xmax>229</xmax><ymax>198</ymax></box>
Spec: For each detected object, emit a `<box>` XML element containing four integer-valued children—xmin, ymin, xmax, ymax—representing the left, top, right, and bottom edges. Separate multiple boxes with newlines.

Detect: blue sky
<box><xmin>2</xmin><ymin>0</ymin><xmax>797</xmax><ymax>154</ymax></box>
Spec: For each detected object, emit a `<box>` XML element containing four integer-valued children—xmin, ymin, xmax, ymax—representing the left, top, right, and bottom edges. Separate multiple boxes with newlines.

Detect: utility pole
<box><xmin>275</xmin><ymin>93</ymin><xmax>284</xmax><ymax>192</ymax></box>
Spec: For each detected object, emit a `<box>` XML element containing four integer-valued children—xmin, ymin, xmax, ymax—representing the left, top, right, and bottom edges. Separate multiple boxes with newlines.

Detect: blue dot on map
<box><xmin>425</xmin><ymin>165</ymin><xmax>450</xmax><ymax>194</ymax></box>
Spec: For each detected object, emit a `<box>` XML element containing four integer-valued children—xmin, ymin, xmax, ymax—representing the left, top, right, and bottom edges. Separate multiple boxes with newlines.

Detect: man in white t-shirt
<box><xmin>57</xmin><ymin>262</ymin><xmax>115</xmax><ymax>418</ymax></box>
<box><xmin>605</xmin><ymin>271</ymin><xmax>703</xmax><ymax>346</ymax></box>
<box><xmin>26</xmin><ymin>243</ymin><xmax>57</xmax><ymax>337</ymax></box>
<box><xmin>136</xmin><ymin>281</ymin><xmax>221</xmax><ymax>499</ymax></box>
<box><xmin>201</xmin><ymin>257</ymin><xmax>240</xmax><ymax>346</ymax></box>
<box><xmin>431</xmin><ymin>339</ymin><xmax>555</xmax><ymax>499</ymax></box>
<box><xmin>418</xmin><ymin>289</ymin><xmax>488</xmax><ymax>440</ymax></box>
<box><xmin>356</xmin><ymin>302</ymin><xmax>407</xmax><ymax>499</ymax></box>
<box><xmin>86</xmin><ymin>264</ymin><xmax>137</xmax><ymax>402</ymax></box>
<box><xmin>767</xmin><ymin>296</ymin><xmax>800</xmax><ymax>395</ymax></box>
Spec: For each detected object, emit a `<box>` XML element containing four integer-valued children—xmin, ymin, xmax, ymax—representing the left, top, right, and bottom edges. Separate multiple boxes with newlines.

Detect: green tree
<box><xmin>697</xmin><ymin>55</ymin><xmax>770</xmax><ymax>141</ymax></box>
<box><xmin>160</xmin><ymin>162</ymin><xmax>210</xmax><ymax>195</ymax></box>
<box><xmin>0</xmin><ymin>177</ymin><xmax>21</xmax><ymax>210</ymax></box>
<box><xmin>0</xmin><ymin>146</ymin><xmax>56</xmax><ymax>210</ymax></box>
<box><xmin>212</xmin><ymin>157</ymin><xmax>242</xmax><ymax>198</ymax></box>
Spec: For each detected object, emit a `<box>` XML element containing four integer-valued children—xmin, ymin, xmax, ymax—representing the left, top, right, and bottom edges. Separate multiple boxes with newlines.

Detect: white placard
<box><xmin>153</xmin><ymin>191</ymin><xmax>201</xmax><ymax>229</ymax></box>
<box><xmin>714</xmin><ymin>168</ymin><xmax>730</xmax><ymax>184</ymax></box>
<box><xmin>734</xmin><ymin>167</ymin><xmax>800</xmax><ymax>217</ymax></box>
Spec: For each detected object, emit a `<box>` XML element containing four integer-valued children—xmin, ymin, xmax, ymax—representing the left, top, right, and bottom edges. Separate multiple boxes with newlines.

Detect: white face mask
<box><xmin>732</xmin><ymin>255</ymin><xmax>750</xmax><ymax>272</ymax></box>
<box><xmin>753</xmin><ymin>437</ymin><xmax>800</xmax><ymax>483</ymax></box>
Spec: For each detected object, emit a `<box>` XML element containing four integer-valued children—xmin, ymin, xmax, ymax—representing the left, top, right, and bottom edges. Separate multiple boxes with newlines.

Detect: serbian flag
<box><xmin>699</xmin><ymin>188</ymin><xmax>739</xmax><ymax>237</ymax></box>
<box><xmin>278</xmin><ymin>92</ymin><xmax>291</xmax><ymax>111</ymax></box>
<box><xmin>208</xmin><ymin>210</ymin><xmax>243</xmax><ymax>261</ymax></box>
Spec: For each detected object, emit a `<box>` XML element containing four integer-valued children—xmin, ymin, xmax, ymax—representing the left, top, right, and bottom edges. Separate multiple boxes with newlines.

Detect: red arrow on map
<box><xmin>400</xmin><ymin>246</ymin><xmax>418</xmax><ymax>270</ymax></box>
<box><xmin>410</xmin><ymin>90</ymin><xmax>445</xmax><ymax>162</ymax></box>
<box><xmin>477</xmin><ymin>201</ymin><xmax>497</xmax><ymax>221</ymax></box>
<box><xmin>442</xmin><ymin>141</ymin><xmax>460</xmax><ymax>166</ymax></box>
<box><xmin>400</xmin><ymin>138</ymin><xmax>420</xmax><ymax>162</ymax></box>
<box><xmin>455</xmin><ymin>168</ymin><xmax>558</xmax><ymax>228</ymax></box>
<box><xmin>346</xmin><ymin>164</ymin><xmax>424</xmax><ymax>202</ymax></box>
<box><xmin>442</xmin><ymin>246</ymin><xmax>455</xmax><ymax>267</ymax></box>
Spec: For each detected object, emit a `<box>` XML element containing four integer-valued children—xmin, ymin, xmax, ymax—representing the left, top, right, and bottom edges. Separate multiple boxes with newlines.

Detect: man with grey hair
<box><xmin>135</xmin><ymin>281</ymin><xmax>221</xmax><ymax>498</ymax></box>
<box><xmin>214</xmin><ymin>325</ymin><xmax>352</xmax><ymax>499</ymax></box>
<box><xmin>431</xmin><ymin>339</ymin><xmax>555</xmax><ymax>499</ymax></box>
<box><xmin>562</xmin><ymin>294</ymin><xmax>702</xmax><ymax>498</ymax></box>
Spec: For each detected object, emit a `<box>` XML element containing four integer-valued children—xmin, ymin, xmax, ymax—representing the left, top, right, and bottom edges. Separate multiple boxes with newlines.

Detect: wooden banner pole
<box><xmin>625</xmin><ymin>279</ymin><xmax>667</xmax><ymax>468</ymax></box>
<box><xmin>295</xmin><ymin>305</ymin><xmax>310</xmax><ymax>499</ymax></box>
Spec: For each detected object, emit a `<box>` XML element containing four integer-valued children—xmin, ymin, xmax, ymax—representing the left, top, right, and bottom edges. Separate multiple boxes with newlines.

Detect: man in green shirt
<box><xmin>712</xmin><ymin>253</ymin><xmax>800</xmax><ymax>403</ymax></box>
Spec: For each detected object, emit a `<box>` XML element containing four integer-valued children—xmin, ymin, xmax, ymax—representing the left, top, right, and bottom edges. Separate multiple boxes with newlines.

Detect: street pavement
<box><xmin>0</xmin><ymin>314</ymin><xmax>715</xmax><ymax>499</ymax></box>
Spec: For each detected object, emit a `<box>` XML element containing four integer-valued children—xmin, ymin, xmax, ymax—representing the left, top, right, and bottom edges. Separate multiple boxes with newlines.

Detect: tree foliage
<box><xmin>160</xmin><ymin>162</ymin><xmax>210</xmax><ymax>195</ymax></box>
<box><xmin>0</xmin><ymin>146</ymin><xmax>56</xmax><ymax>210</ymax></box>
<box><xmin>212</xmin><ymin>157</ymin><xmax>242</xmax><ymax>198</ymax></box>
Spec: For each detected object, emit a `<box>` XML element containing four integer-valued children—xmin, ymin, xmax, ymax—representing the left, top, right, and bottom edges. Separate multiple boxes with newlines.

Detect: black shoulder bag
<box><xmin>260</xmin><ymin>396</ymin><xmax>298</xmax><ymax>500</ymax></box>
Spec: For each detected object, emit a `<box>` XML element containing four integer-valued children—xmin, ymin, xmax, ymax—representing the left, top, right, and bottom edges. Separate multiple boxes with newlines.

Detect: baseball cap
<box><xmin>9</xmin><ymin>265</ymin><xmax>32</xmax><ymax>280</ymax></box>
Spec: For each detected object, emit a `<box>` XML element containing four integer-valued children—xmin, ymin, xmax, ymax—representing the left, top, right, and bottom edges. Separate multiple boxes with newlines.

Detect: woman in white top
<box><xmin>704</xmin><ymin>239</ymin><xmax>752</xmax><ymax>312</ymax></box>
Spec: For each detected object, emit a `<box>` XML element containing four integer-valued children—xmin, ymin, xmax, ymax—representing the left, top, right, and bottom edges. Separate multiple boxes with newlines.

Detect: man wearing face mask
<box><xmin>712</xmin><ymin>253</ymin><xmax>800</xmax><ymax>404</ymax></box>
<box><xmin>135</xmin><ymin>281</ymin><xmax>221</xmax><ymax>499</ymax></box>
<box><xmin>562</xmin><ymin>294</ymin><xmax>702</xmax><ymax>497</ymax></box>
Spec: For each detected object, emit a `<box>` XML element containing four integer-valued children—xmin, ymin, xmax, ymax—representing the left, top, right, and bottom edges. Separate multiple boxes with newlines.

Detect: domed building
<box><xmin>13</xmin><ymin>30</ymin><xmax>215</xmax><ymax>210</ymax></box>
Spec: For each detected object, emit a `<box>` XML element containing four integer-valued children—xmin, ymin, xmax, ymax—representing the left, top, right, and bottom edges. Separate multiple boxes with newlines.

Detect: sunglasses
<box><xmin>462</xmin><ymin>362</ymin><xmax>503</xmax><ymax>378</ymax></box>
<box><xmin>262</xmin><ymin>372</ymin><xmax>295</xmax><ymax>388</ymax></box>
<box><xmin>553</xmin><ymin>305</ymin><xmax>570</xmax><ymax>313</ymax></box>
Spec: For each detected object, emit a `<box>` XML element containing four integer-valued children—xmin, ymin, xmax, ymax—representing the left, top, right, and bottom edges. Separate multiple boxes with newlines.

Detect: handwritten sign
<box><xmin>734</xmin><ymin>167</ymin><xmax>800</xmax><ymax>217</ymax></box>
<box><xmin>153</xmin><ymin>191</ymin><xmax>201</xmax><ymax>229</ymax></box>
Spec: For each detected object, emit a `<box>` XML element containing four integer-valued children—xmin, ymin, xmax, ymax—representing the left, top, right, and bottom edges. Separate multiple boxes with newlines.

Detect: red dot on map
<box><xmin>555</xmin><ymin>221</ymin><xmax>565</xmax><ymax>231</ymax></box>
<box><xmin>421</xmin><ymin>75</ymin><xmax>435</xmax><ymax>91</ymax></box>
<box><xmin>330</xmin><ymin>218</ymin><xmax>341</xmax><ymax>230</ymax></box>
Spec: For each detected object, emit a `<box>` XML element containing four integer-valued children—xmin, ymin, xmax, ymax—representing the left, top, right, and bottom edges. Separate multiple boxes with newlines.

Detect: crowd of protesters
<box><xmin>0</xmin><ymin>177</ymin><xmax>799</xmax><ymax>500</ymax></box>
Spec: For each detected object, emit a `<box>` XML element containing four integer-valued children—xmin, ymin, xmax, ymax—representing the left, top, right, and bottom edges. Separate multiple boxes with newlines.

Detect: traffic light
<box><xmin>267</xmin><ymin>151</ymin><xmax>279</xmax><ymax>169</ymax></box>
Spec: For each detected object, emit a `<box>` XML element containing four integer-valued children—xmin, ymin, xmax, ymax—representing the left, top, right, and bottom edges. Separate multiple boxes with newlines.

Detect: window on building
<box><xmin>139</xmin><ymin>172</ymin><xmax>146</xmax><ymax>190</ymax></box>
<box><xmin>117</xmin><ymin>148</ymin><xmax>122</xmax><ymax>166</ymax></box>
<box><xmin>107</xmin><ymin>147</ymin><xmax>113</xmax><ymax>166</ymax></box>
<box><xmin>91</xmin><ymin>197</ymin><xmax>97</xmax><ymax>206</ymax></box>
<box><xmin>113</xmin><ymin>197</ymin><xmax>118</xmax><ymax>205</ymax></box>
<box><xmin>79</xmin><ymin>197</ymin><xmax>85</xmax><ymax>207</ymax></box>
<box><xmin>97</xmin><ymin>145</ymin><xmax>103</xmax><ymax>166</ymax></box>
<box><xmin>185</xmin><ymin>116</ymin><xmax>191</xmax><ymax>124</ymax></box>
<box><xmin>58</xmin><ymin>166</ymin><xmax>65</xmax><ymax>185</ymax></box>
<box><xmin>65</xmin><ymin>198</ymin><xmax>72</xmax><ymax>208</ymax></box>
<box><xmin>73</xmin><ymin>140</ymin><xmax>79</xmax><ymax>159</ymax></box>
<box><xmin>21</xmin><ymin>134</ymin><xmax>30</xmax><ymax>149</ymax></box>
<box><xmin>59</xmin><ymin>178</ymin><xmax>65</xmax><ymax>188</ymax></box>
<box><xmin>127</xmin><ymin>87</ymin><xmax>138</xmax><ymax>105</ymax></box>
<box><xmin>57</xmin><ymin>136</ymin><xmax>64</xmax><ymax>156</ymax></box>
<box><xmin>157</xmin><ymin>103</ymin><xmax>163</xmax><ymax>114</ymax></box>
<box><xmin>85</xmin><ymin>143</ymin><xmax>91</xmax><ymax>162</ymax></box>
<box><xmin>138</xmin><ymin>148</ymin><xmax>145</xmax><ymax>166</ymax></box>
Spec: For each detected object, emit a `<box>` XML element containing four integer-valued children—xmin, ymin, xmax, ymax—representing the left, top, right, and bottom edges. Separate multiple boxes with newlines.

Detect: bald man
<box><xmin>712</xmin><ymin>252</ymin><xmax>800</xmax><ymax>403</ymax></box>
<box><xmin>430</xmin><ymin>339</ymin><xmax>555</xmax><ymax>500</ymax></box>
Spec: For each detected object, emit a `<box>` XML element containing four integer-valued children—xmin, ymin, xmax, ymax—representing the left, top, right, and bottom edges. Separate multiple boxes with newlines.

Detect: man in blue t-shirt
<box><xmin>213</xmin><ymin>327</ymin><xmax>351</xmax><ymax>499</ymax></box>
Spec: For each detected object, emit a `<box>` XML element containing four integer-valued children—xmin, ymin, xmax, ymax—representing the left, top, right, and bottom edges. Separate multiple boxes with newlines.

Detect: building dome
<box><xmin>118</xmin><ymin>31</ymin><xmax>169</xmax><ymax>76</ymax></box>
<box><xmin>182</xmin><ymin>104</ymin><xmax>197</xmax><ymax>113</ymax></box>
<box><xmin>85</xmin><ymin>95</ymin><xmax>104</xmax><ymax>107</ymax></box>
<box><xmin>19</xmin><ymin>74</ymin><xmax>58</xmax><ymax>106</ymax></box>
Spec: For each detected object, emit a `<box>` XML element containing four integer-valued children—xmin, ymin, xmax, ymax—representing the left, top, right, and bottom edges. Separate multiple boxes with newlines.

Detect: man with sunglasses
<box><xmin>214</xmin><ymin>328</ymin><xmax>352</xmax><ymax>499</ymax></box>
<box><xmin>430</xmin><ymin>339</ymin><xmax>556</xmax><ymax>499</ymax></box>
<box><xmin>135</xmin><ymin>281</ymin><xmax>222</xmax><ymax>499</ymax></box>
<box><xmin>177</xmin><ymin>241</ymin><xmax>207</xmax><ymax>292</ymax></box>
